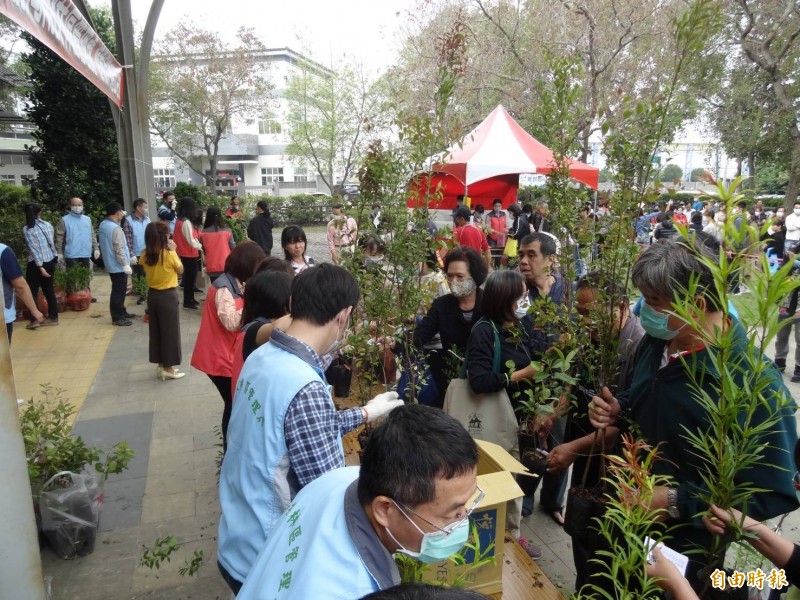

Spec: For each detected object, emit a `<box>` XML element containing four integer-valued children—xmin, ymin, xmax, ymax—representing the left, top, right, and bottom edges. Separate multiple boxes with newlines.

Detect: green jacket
<box><xmin>618</xmin><ymin>319</ymin><xmax>799</xmax><ymax>555</ymax></box>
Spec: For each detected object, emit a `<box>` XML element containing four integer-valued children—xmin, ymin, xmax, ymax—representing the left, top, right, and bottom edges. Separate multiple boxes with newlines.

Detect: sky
<box><xmin>96</xmin><ymin>0</ymin><xmax>416</xmax><ymax>73</ymax></box>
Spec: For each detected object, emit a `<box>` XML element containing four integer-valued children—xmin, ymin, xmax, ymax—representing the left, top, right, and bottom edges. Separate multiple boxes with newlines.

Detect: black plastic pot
<box><xmin>326</xmin><ymin>356</ymin><xmax>353</xmax><ymax>397</ymax></box>
<box><xmin>564</xmin><ymin>486</ymin><xmax>606</xmax><ymax>540</ymax></box>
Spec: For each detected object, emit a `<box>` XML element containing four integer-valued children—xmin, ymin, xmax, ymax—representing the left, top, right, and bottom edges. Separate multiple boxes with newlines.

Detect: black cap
<box><xmin>454</xmin><ymin>206</ymin><xmax>472</xmax><ymax>220</ymax></box>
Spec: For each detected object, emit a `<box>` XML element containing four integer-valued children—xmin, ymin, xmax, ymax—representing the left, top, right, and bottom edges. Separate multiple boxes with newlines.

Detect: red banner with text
<box><xmin>0</xmin><ymin>0</ymin><xmax>124</xmax><ymax>107</ymax></box>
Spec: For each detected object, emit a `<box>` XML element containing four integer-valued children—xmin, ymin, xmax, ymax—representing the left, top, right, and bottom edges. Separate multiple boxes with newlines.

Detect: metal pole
<box><xmin>0</xmin><ymin>319</ymin><xmax>47</xmax><ymax>600</ymax></box>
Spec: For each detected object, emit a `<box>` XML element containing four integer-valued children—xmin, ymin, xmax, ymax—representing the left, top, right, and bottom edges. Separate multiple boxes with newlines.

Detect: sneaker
<box><xmin>791</xmin><ymin>373</ymin><xmax>800</xmax><ymax>383</ymax></box>
<box><xmin>183</xmin><ymin>304</ymin><xmax>199</xmax><ymax>310</ymax></box>
<box><xmin>91</xmin><ymin>298</ymin><xmax>97</xmax><ymax>303</ymax></box>
<box><xmin>40</xmin><ymin>318</ymin><xmax>59</xmax><ymax>326</ymax></box>
<box><xmin>26</xmin><ymin>321</ymin><xmax>40</xmax><ymax>330</ymax></box>
<box><xmin>775</xmin><ymin>359</ymin><xmax>786</xmax><ymax>372</ymax></box>
<box><xmin>123</xmin><ymin>312</ymin><xmax>136</xmax><ymax>319</ymax></box>
<box><xmin>113</xmin><ymin>318</ymin><xmax>132</xmax><ymax>326</ymax></box>
<box><xmin>136</xmin><ymin>297</ymin><xmax>145</xmax><ymax>305</ymax></box>
<box><xmin>518</xmin><ymin>536</ymin><xmax>543</xmax><ymax>560</ymax></box>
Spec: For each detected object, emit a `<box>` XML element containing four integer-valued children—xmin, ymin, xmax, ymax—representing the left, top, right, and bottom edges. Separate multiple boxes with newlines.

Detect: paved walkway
<box><xmin>10</xmin><ymin>267</ymin><xmax>800</xmax><ymax>598</ymax></box>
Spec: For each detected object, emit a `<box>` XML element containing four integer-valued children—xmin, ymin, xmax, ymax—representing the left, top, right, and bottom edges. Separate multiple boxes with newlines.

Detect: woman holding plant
<box><xmin>464</xmin><ymin>269</ymin><xmax>541</xmax><ymax>560</ymax></box>
<box><xmin>140</xmin><ymin>221</ymin><xmax>184</xmax><ymax>381</ymax></box>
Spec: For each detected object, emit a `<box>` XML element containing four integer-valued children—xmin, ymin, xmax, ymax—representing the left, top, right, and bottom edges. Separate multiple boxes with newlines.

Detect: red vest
<box><xmin>173</xmin><ymin>219</ymin><xmax>199</xmax><ymax>258</ymax></box>
<box><xmin>199</xmin><ymin>229</ymin><xmax>232</xmax><ymax>273</ymax></box>
<box><xmin>190</xmin><ymin>278</ymin><xmax>244</xmax><ymax>377</ymax></box>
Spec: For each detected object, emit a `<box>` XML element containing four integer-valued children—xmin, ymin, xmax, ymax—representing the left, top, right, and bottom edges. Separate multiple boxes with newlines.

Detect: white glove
<box><xmin>364</xmin><ymin>392</ymin><xmax>402</xmax><ymax>423</ymax></box>
<box><xmin>122</xmin><ymin>265</ymin><xmax>133</xmax><ymax>275</ymax></box>
<box><xmin>171</xmin><ymin>200</ymin><xmax>177</xmax><ymax>210</ymax></box>
<box><xmin>130</xmin><ymin>255</ymin><xmax>138</xmax><ymax>266</ymax></box>
<box><xmin>93</xmin><ymin>249</ymin><xmax>100</xmax><ymax>260</ymax></box>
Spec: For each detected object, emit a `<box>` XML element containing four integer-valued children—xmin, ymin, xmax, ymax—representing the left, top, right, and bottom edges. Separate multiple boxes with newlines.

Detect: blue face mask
<box><xmin>386</xmin><ymin>507</ymin><xmax>470</xmax><ymax>564</ymax></box>
<box><xmin>639</xmin><ymin>301</ymin><xmax>683</xmax><ymax>340</ymax></box>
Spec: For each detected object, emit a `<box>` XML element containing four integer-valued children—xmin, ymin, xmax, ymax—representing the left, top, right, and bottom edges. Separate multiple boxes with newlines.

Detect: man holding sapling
<box><xmin>236</xmin><ymin>404</ymin><xmax>481</xmax><ymax>599</ymax></box>
<box><xmin>546</xmin><ymin>271</ymin><xmax>645</xmax><ymax>594</ymax></box>
<box><xmin>217</xmin><ymin>264</ymin><xmax>403</xmax><ymax>594</ymax></box>
<box><xmin>589</xmin><ymin>237</ymin><xmax>799</xmax><ymax>587</ymax></box>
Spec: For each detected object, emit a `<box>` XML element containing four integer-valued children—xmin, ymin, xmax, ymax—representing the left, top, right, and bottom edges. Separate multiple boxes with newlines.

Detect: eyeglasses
<box><xmin>395</xmin><ymin>485</ymin><xmax>485</xmax><ymax>536</ymax></box>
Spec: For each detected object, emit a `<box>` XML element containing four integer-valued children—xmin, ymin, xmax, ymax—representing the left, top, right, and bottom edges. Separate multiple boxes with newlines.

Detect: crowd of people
<box><xmin>4</xmin><ymin>191</ymin><xmax>800</xmax><ymax>599</ymax></box>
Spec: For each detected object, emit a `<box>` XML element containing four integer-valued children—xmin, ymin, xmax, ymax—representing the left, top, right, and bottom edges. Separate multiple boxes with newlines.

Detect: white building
<box><xmin>151</xmin><ymin>47</ymin><xmax>332</xmax><ymax>199</ymax></box>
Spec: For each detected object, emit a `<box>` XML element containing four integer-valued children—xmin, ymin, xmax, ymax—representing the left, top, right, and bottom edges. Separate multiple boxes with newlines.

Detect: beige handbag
<box><xmin>443</xmin><ymin>319</ymin><xmax>519</xmax><ymax>451</ymax></box>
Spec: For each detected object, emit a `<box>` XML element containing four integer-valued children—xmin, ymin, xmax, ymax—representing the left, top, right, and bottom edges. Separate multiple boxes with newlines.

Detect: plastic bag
<box><xmin>39</xmin><ymin>471</ymin><xmax>103</xmax><ymax>559</ymax></box>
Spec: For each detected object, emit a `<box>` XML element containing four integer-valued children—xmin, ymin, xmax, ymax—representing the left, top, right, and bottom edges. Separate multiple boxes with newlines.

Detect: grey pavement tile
<box><xmin>130</xmin><ymin>571</ymin><xmax>231</xmax><ymax>599</ymax></box>
<box><xmin>193</xmin><ymin>430</ymin><xmax>221</xmax><ymax>451</ymax></box>
<box><xmin>150</xmin><ymin>434</ymin><xmax>195</xmax><ymax>458</ymax></box>
<box><xmin>101</xmin><ymin>477</ymin><xmax>147</xmax><ymax>531</ymax></box>
<box><xmin>195</xmin><ymin>493</ymin><xmax>220</xmax><ymax>519</ymax></box>
<box><xmin>141</xmin><ymin>491</ymin><xmax>196</xmax><ymax>523</ymax></box>
<box><xmin>48</xmin><ymin>555</ymin><xmax>136</xmax><ymax>600</ymax></box>
<box><xmin>136</xmin><ymin>515</ymin><xmax>218</xmax><ymax>549</ymax></box>
<box><xmin>144</xmin><ymin>473</ymin><xmax>196</xmax><ymax>497</ymax></box>
<box><xmin>152</xmin><ymin>414</ymin><xmax>200</xmax><ymax>439</ymax></box>
<box><xmin>146</xmin><ymin>451</ymin><xmax>194</xmax><ymax>477</ymax></box>
<box><xmin>72</xmin><ymin>412</ymin><xmax>153</xmax><ymax>481</ymax></box>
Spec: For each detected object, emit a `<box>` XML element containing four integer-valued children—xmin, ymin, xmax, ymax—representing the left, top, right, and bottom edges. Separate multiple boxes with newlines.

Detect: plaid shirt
<box><xmin>276</xmin><ymin>330</ymin><xmax>364</xmax><ymax>487</ymax></box>
<box><xmin>23</xmin><ymin>219</ymin><xmax>57</xmax><ymax>266</ymax></box>
<box><xmin>121</xmin><ymin>217</ymin><xmax>135</xmax><ymax>256</ymax></box>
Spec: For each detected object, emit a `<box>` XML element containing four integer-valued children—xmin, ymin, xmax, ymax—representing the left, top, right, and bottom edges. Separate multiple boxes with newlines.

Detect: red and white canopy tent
<box><xmin>408</xmin><ymin>105</ymin><xmax>599</xmax><ymax>210</ymax></box>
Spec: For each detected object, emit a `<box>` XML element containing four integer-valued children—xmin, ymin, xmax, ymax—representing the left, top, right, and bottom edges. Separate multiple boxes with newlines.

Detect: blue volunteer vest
<box><xmin>237</xmin><ymin>467</ymin><xmax>386</xmax><ymax>600</ymax></box>
<box><xmin>0</xmin><ymin>243</ymin><xmax>16</xmax><ymax>326</ymax></box>
<box><xmin>218</xmin><ymin>340</ymin><xmax>344</xmax><ymax>583</ymax></box>
<box><xmin>62</xmin><ymin>212</ymin><xmax>93</xmax><ymax>258</ymax></box>
<box><xmin>129</xmin><ymin>215</ymin><xmax>150</xmax><ymax>255</ymax></box>
<box><xmin>98</xmin><ymin>218</ymin><xmax>129</xmax><ymax>273</ymax></box>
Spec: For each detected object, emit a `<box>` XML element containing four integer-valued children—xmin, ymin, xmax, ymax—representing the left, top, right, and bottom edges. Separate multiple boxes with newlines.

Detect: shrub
<box><xmin>0</xmin><ymin>183</ymin><xmax>33</xmax><ymax>256</ymax></box>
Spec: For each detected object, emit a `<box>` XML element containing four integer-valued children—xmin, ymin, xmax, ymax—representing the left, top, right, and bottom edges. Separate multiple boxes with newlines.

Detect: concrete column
<box><xmin>0</xmin><ymin>320</ymin><xmax>46</xmax><ymax>600</ymax></box>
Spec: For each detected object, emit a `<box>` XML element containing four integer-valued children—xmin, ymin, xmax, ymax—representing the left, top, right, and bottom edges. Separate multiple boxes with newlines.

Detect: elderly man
<box><xmin>236</xmin><ymin>404</ymin><xmax>480</xmax><ymax>599</ymax></box>
<box><xmin>54</xmin><ymin>197</ymin><xmax>99</xmax><ymax>269</ymax></box>
<box><xmin>590</xmin><ymin>237</ymin><xmax>799</xmax><ymax>588</ymax></box>
<box><xmin>98</xmin><ymin>203</ymin><xmax>133</xmax><ymax>326</ymax></box>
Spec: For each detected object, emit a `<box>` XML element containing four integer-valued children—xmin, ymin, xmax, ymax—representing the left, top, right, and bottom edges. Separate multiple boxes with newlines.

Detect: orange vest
<box><xmin>190</xmin><ymin>276</ymin><xmax>244</xmax><ymax>377</ymax></box>
<box><xmin>199</xmin><ymin>228</ymin><xmax>232</xmax><ymax>273</ymax></box>
<box><xmin>173</xmin><ymin>219</ymin><xmax>199</xmax><ymax>258</ymax></box>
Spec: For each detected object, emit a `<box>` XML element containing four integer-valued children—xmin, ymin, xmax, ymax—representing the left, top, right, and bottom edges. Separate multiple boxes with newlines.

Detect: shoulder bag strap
<box><xmin>460</xmin><ymin>318</ymin><xmax>502</xmax><ymax>378</ymax></box>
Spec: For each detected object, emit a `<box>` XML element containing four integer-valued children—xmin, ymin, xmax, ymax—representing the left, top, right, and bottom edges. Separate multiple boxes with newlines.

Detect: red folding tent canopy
<box><xmin>408</xmin><ymin>105</ymin><xmax>599</xmax><ymax>210</ymax></box>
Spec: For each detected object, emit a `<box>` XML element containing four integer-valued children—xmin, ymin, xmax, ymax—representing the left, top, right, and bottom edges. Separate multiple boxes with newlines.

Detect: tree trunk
<box><xmin>208</xmin><ymin>155</ymin><xmax>217</xmax><ymax>191</ymax></box>
<box><xmin>784</xmin><ymin>127</ymin><xmax>800</xmax><ymax>207</ymax></box>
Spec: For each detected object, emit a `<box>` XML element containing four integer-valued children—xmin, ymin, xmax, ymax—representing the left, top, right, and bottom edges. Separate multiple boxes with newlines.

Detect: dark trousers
<box><xmin>26</xmin><ymin>258</ymin><xmax>58</xmax><ymax>320</ymax></box>
<box><xmin>209</xmin><ymin>374</ymin><xmax>233</xmax><ymax>452</ymax></box>
<box><xmin>148</xmin><ymin>287</ymin><xmax>181</xmax><ymax>367</ymax></box>
<box><xmin>109</xmin><ymin>272</ymin><xmax>128</xmax><ymax>321</ymax></box>
<box><xmin>180</xmin><ymin>256</ymin><xmax>199</xmax><ymax>307</ymax></box>
<box><xmin>521</xmin><ymin>418</ymin><xmax>568</xmax><ymax>514</ymax></box>
<box><xmin>65</xmin><ymin>257</ymin><xmax>91</xmax><ymax>269</ymax></box>
<box><xmin>6</xmin><ymin>323</ymin><xmax>12</xmax><ymax>343</ymax></box>
<box><xmin>217</xmin><ymin>560</ymin><xmax>243</xmax><ymax>595</ymax></box>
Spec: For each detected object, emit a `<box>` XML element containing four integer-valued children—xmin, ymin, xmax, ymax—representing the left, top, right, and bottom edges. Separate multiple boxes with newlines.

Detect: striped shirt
<box><xmin>23</xmin><ymin>219</ymin><xmax>57</xmax><ymax>266</ymax></box>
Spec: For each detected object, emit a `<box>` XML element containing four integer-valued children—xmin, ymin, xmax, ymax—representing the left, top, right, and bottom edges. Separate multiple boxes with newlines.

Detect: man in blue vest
<box><xmin>54</xmin><ymin>197</ymin><xmax>99</xmax><ymax>269</ymax></box>
<box><xmin>218</xmin><ymin>263</ymin><xmax>404</xmax><ymax>593</ymax></box>
<box><xmin>237</xmin><ymin>404</ymin><xmax>481</xmax><ymax>599</ymax></box>
<box><xmin>0</xmin><ymin>243</ymin><xmax>43</xmax><ymax>341</ymax></box>
<box><xmin>122</xmin><ymin>198</ymin><xmax>150</xmax><ymax>304</ymax></box>
<box><xmin>98</xmin><ymin>203</ymin><xmax>134</xmax><ymax>326</ymax></box>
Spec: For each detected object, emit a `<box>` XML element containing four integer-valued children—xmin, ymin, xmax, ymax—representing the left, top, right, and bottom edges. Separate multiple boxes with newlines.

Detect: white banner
<box><xmin>0</xmin><ymin>0</ymin><xmax>124</xmax><ymax>107</ymax></box>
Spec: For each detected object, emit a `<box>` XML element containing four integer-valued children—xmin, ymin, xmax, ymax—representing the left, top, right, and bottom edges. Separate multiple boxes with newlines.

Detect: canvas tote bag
<box><xmin>444</xmin><ymin>318</ymin><xmax>519</xmax><ymax>450</ymax></box>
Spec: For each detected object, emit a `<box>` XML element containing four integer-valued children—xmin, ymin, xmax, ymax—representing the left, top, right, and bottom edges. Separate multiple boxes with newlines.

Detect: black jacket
<box><xmin>413</xmin><ymin>289</ymin><xmax>484</xmax><ymax>356</ymax></box>
<box><xmin>247</xmin><ymin>212</ymin><xmax>274</xmax><ymax>254</ymax></box>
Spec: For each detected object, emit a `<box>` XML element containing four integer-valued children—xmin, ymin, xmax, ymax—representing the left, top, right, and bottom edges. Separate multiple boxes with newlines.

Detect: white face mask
<box><xmin>794</xmin><ymin>209</ymin><xmax>800</xmax><ymax>216</ymax></box>
<box><xmin>71</xmin><ymin>206</ymin><xmax>83</xmax><ymax>215</ymax></box>
<box><xmin>777</xmin><ymin>211</ymin><xmax>785</xmax><ymax>218</ymax></box>
<box><xmin>515</xmin><ymin>294</ymin><xmax>531</xmax><ymax>319</ymax></box>
<box><xmin>320</xmin><ymin>312</ymin><xmax>351</xmax><ymax>367</ymax></box>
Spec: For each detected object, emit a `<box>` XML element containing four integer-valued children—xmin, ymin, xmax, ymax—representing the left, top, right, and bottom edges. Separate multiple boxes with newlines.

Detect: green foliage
<box><xmin>132</xmin><ymin>275</ymin><xmax>148</xmax><ymax>300</ymax></box>
<box><xmin>0</xmin><ymin>182</ymin><xmax>33</xmax><ymax>256</ymax></box>
<box><xmin>670</xmin><ymin>178</ymin><xmax>798</xmax><ymax>577</ymax></box>
<box><xmin>140</xmin><ymin>536</ymin><xmax>179</xmax><ymax>570</ymax></box>
<box><xmin>20</xmin><ymin>384</ymin><xmax>135</xmax><ymax>494</ymax></box>
<box><xmin>172</xmin><ymin>182</ymin><xmax>201</xmax><ymax>201</ymax></box>
<box><xmin>62</xmin><ymin>264</ymin><xmax>92</xmax><ymax>294</ymax></box>
<box><xmin>659</xmin><ymin>164</ymin><xmax>684</xmax><ymax>183</ymax></box>
<box><xmin>179</xmin><ymin>550</ymin><xmax>205</xmax><ymax>577</ymax></box>
<box><xmin>21</xmin><ymin>5</ymin><xmax>121</xmax><ymax>213</ymax></box>
<box><xmin>755</xmin><ymin>163</ymin><xmax>789</xmax><ymax>195</ymax></box>
<box><xmin>690</xmin><ymin>167</ymin><xmax>707</xmax><ymax>182</ymax></box>
<box><xmin>513</xmin><ymin>345</ymin><xmax>578</xmax><ymax>426</ymax></box>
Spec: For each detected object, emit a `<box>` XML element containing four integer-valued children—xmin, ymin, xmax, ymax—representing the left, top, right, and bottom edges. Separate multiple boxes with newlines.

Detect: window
<box><xmin>261</xmin><ymin>167</ymin><xmax>284</xmax><ymax>185</ymax></box>
<box><xmin>1</xmin><ymin>174</ymin><xmax>16</xmax><ymax>184</ymax></box>
<box><xmin>294</xmin><ymin>166</ymin><xmax>309</xmax><ymax>183</ymax></box>
<box><xmin>153</xmin><ymin>168</ymin><xmax>176</xmax><ymax>189</ymax></box>
<box><xmin>258</xmin><ymin>116</ymin><xmax>282</xmax><ymax>135</ymax></box>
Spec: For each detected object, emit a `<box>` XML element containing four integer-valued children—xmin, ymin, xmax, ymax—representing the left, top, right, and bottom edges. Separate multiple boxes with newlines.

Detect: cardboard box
<box><xmin>422</xmin><ymin>439</ymin><xmax>534</xmax><ymax>596</ymax></box>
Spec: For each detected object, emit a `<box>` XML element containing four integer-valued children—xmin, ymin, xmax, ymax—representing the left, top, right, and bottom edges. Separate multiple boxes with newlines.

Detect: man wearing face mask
<box><xmin>589</xmin><ymin>238</ymin><xmax>798</xmax><ymax>588</ymax></box>
<box><xmin>98</xmin><ymin>202</ymin><xmax>134</xmax><ymax>326</ymax></box>
<box><xmin>785</xmin><ymin>202</ymin><xmax>800</xmax><ymax>249</ymax></box>
<box><xmin>218</xmin><ymin>263</ymin><xmax>404</xmax><ymax>594</ymax></box>
<box><xmin>236</xmin><ymin>404</ymin><xmax>479</xmax><ymax>599</ymax></box>
<box><xmin>54</xmin><ymin>197</ymin><xmax>99</xmax><ymax>269</ymax></box>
